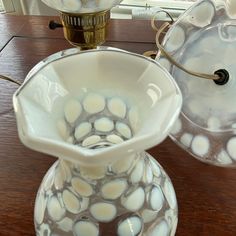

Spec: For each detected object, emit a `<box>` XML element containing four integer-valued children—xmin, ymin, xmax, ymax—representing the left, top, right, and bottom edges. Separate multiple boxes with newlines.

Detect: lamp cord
<box><xmin>0</xmin><ymin>75</ymin><xmax>21</xmax><ymax>115</ymax></box>
<box><xmin>151</xmin><ymin>11</ymin><xmax>220</xmax><ymax>81</ymax></box>
<box><xmin>0</xmin><ymin>74</ymin><xmax>21</xmax><ymax>86</ymax></box>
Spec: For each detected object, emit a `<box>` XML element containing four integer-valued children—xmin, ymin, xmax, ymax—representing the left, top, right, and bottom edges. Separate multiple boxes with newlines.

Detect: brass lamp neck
<box><xmin>60</xmin><ymin>10</ymin><xmax>110</xmax><ymax>50</ymax></box>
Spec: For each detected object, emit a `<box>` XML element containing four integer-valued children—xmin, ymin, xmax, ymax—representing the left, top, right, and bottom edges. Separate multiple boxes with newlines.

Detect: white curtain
<box><xmin>19</xmin><ymin>0</ymin><xmax>58</xmax><ymax>15</ymax></box>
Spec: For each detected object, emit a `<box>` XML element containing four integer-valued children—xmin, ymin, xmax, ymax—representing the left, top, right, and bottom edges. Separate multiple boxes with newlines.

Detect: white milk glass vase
<box><xmin>13</xmin><ymin>48</ymin><xmax>182</xmax><ymax>236</ymax></box>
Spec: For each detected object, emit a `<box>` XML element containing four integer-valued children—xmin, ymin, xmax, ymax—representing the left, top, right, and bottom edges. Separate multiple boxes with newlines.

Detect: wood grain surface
<box><xmin>0</xmin><ymin>15</ymin><xmax>236</xmax><ymax>236</ymax></box>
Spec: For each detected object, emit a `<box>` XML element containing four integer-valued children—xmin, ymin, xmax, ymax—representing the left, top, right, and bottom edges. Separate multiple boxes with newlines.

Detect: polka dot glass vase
<box><xmin>13</xmin><ymin>47</ymin><xmax>182</xmax><ymax>236</ymax></box>
<box><xmin>156</xmin><ymin>0</ymin><xmax>236</xmax><ymax>167</ymax></box>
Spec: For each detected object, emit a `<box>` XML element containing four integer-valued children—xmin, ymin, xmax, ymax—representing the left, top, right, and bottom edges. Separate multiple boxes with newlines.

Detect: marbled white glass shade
<box><xmin>156</xmin><ymin>0</ymin><xmax>236</xmax><ymax>167</ymax></box>
<box><xmin>42</xmin><ymin>0</ymin><xmax>122</xmax><ymax>13</ymax></box>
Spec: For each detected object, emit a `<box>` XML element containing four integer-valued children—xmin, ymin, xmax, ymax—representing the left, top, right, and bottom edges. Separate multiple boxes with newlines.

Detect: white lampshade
<box><xmin>157</xmin><ymin>0</ymin><xmax>236</xmax><ymax>167</ymax></box>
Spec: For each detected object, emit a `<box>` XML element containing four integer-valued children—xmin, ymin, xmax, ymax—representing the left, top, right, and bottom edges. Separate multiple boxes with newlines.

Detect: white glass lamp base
<box><xmin>35</xmin><ymin>153</ymin><xmax>178</xmax><ymax>236</ymax></box>
<box><xmin>13</xmin><ymin>47</ymin><xmax>182</xmax><ymax>235</ymax></box>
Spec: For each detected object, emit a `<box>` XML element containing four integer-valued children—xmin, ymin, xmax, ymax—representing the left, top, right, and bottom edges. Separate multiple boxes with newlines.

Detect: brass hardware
<box><xmin>49</xmin><ymin>20</ymin><xmax>63</xmax><ymax>30</ymax></box>
<box><xmin>60</xmin><ymin>10</ymin><xmax>110</xmax><ymax>50</ymax></box>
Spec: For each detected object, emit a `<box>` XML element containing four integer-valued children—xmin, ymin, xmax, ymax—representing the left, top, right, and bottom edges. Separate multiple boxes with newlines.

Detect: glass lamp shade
<box><xmin>42</xmin><ymin>0</ymin><xmax>123</xmax><ymax>13</ymax></box>
<box><xmin>156</xmin><ymin>0</ymin><xmax>236</xmax><ymax>167</ymax></box>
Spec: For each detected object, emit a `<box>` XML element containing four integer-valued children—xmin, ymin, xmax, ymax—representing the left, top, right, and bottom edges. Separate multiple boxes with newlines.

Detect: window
<box><xmin>0</xmin><ymin>0</ymin><xmax>5</xmax><ymax>12</ymax></box>
<box><xmin>0</xmin><ymin>0</ymin><xmax>23</xmax><ymax>14</ymax></box>
<box><xmin>112</xmin><ymin>0</ymin><xmax>197</xmax><ymax>19</ymax></box>
<box><xmin>0</xmin><ymin>0</ymin><xmax>55</xmax><ymax>15</ymax></box>
<box><xmin>121</xmin><ymin>0</ymin><xmax>195</xmax><ymax>8</ymax></box>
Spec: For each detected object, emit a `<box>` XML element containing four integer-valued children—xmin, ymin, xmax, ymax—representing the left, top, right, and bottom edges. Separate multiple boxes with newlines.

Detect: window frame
<box><xmin>112</xmin><ymin>0</ymin><xmax>194</xmax><ymax>20</ymax></box>
<box><xmin>1</xmin><ymin>0</ymin><xmax>23</xmax><ymax>14</ymax></box>
<box><xmin>120</xmin><ymin>0</ymin><xmax>194</xmax><ymax>10</ymax></box>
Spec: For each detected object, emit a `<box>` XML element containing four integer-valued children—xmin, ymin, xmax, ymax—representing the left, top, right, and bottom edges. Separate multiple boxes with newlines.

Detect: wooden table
<box><xmin>0</xmin><ymin>15</ymin><xmax>236</xmax><ymax>236</ymax></box>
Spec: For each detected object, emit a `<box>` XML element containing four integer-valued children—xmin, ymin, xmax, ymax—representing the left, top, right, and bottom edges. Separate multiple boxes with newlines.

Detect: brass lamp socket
<box><xmin>60</xmin><ymin>10</ymin><xmax>110</xmax><ymax>50</ymax></box>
